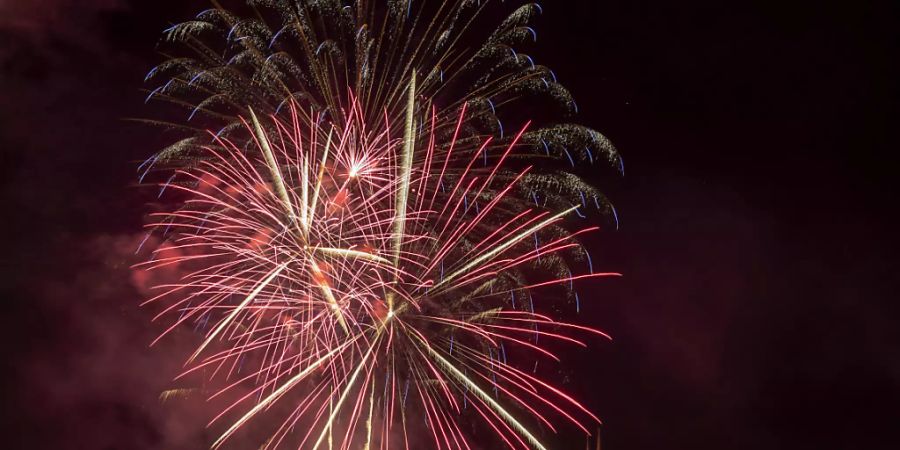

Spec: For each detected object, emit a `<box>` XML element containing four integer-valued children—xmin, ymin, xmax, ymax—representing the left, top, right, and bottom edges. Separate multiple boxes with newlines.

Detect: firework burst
<box><xmin>140</xmin><ymin>0</ymin><xmax>620</xmax><ymax>210</ymax></box>
<box><xmin>137</xmin><ymin>1</ymin><xmax>621</xmax><ymax>449</ymax></box>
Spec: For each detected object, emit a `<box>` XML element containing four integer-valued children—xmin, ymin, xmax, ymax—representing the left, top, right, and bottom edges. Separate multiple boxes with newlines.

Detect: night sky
<box><xmin>1</xmin><ymin>1</ymin><xmax>897</xmax><ymax>449</ymax></box>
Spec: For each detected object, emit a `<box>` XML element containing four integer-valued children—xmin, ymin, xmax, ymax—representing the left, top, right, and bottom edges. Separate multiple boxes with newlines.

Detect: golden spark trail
<box><xmin>212</xmin><ymin>338</ymin><xmax>358</xmax><ymax>448</ymax></box>
<box><xmin>189</xmin><ymin>260</ymin><xmax>289</xmax><ymax>363</ymax></box>
<box><xmin>434</xmin><ymin>205</ymin><xmax>581</xmax><ymax>291</ymax></box>
<box><xmin>390</xmin><ymin>72</ymin><xmax>417</xmax><ymax>312</ymax></box>
<box><xmin>249</xmin><ymin>109</ymin><xmax>349</xmax><ymax>333</ymax></box>
<box><xmin>410</xmin><ymin>330</ymin><xmax>549</xmax><ymax>450</ymax></box>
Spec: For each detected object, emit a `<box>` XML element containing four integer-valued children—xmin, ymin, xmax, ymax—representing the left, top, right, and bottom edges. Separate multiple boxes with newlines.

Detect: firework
<box><xmin>140</xmin><ymin>0</ymin><xmax>620</xmax><ymax>213</ymax></box>
<box><xmin>138</xmin><ymin>1</ymin><xmax>621</xmax><ymax>449</ymax></box>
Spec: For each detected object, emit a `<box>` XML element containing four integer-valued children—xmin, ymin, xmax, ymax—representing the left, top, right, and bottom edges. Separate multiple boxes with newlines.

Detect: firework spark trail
<box><xmin>138</xmin><ymin>92</ymin><xmax>619</xmax><ymax>449</ymax></box>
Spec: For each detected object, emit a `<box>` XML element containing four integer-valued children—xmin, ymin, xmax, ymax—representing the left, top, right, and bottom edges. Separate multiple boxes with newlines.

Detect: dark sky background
<box><xmin>1</xmin><ymin>0</ymin><xmax>897</xmax><ymax>449</ymax></box>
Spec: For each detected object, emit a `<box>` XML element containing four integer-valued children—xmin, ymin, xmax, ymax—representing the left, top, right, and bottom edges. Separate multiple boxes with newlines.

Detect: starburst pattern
<box><xmin>137</xmin><ymin>2</ymin><xmax>621</xmax><ymax>449</ymax></box>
